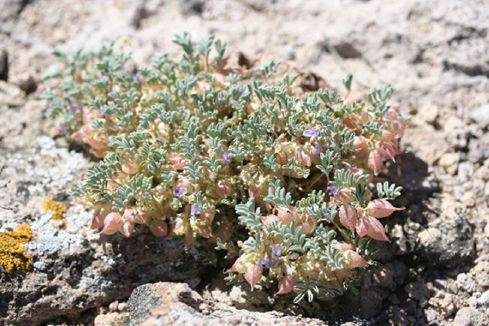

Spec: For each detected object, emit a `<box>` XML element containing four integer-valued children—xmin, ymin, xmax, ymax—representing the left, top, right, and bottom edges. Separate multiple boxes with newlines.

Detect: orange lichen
<box><xmin>0</xmin><ymin>224</ymin><xmax>33</xmax><ymax>274</ymax></box>
<box><xmin>42</xmin><ymin>196</ymin><xmax>66</xmax><ymax>228</ymax></box>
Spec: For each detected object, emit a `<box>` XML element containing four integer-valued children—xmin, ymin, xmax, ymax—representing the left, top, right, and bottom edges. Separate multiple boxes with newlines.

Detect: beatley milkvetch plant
<box><xmin>43</xmin><ymin>33</ymin><xmax>407</xmax><ymax>303</ymax></box>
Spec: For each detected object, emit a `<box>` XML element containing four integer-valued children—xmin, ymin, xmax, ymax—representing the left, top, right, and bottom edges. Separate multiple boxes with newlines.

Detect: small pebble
<box><xmin>109</xmin><ymin>301</ymin><xmax>119</xmax><ymax>311</ymax></box>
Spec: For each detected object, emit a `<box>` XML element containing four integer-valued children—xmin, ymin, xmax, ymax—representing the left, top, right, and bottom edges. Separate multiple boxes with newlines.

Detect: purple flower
<box><xmin>257</xmin><ymin>245</ymin><xmax>281</xmax><ymax>269</ymax></box>
<box><xmin>384</xmin><ymin>111</ymin><xmax>392</xmax><ymax>119</ymax></box>
<box><xmin>132</xmin><ymin>72</ymin><xmax>141</xmax><ymax>83</ymax></box>
<box><xmin>327</xmin><ymin>185</ymin><xmax>339</xmax><ymax>197</ymax></box>
<box><xmin>303</xmin><ymin>128</ymin><xmax>318</xmax><ymax>138</ymax></box>
<box><xmin>271</xmin><ymin>245</ymin><xmax>281</xmax><ymax>260</ymax></box>
<box><xmin>191</xmin><ymin>205</ymin><xmax>202</xmax><ymax>217</ymax></box>
<box><xmin>57</xmin><ymin>124</ymin><xmax>67</xmax><ymax>135</ymax></box>
<box><xmin>312</xmin><ymin>145</ymin><xmax>324</xmax><ymax>158</ymax></box>
<box><xmin>70</xmin><ymin>104</ymin><xmax>82</xmax><ymax>113</ymax></box>
<box><xmin>174</xmin><ymin>187</ymin><xmax>187</xmax><ymax>198</ymax></box>
<box><xmin>222</xmin><ymin>151</ymin><xmax>231</xmax><ymax>164</ymax></box>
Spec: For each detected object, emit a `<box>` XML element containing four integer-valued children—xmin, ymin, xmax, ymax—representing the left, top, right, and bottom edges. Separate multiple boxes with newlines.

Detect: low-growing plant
<box><xmin>43</xmin><ymin>33</ymin><xmax>407</xmax><ymax>303</ymax></box>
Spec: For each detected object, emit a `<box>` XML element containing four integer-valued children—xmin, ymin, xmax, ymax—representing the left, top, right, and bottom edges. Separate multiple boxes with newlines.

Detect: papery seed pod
<box><xmin>229</xmin><ymin>254</ymin><xmax>250</xmax><ymax>274</ymax></box>
<box><xmin>343</xmin><ymin>115</ymin><xmax>356</xmax><ymax>129</ymax></box>
<box><xmin>367</xmin><ymin>199</ymin><xmax>403</xmax><ymax>218</ymax></box>
<box><xmin>352</xmin><ymin>136</ymin><xmax>367</xmax><ymax>151</ymax></box>
<box><xmin>86</xmin><ymin>136</ymin><xmax>107</xmax><ymax>150</ymax></box>
<box><xmin>334</xmin><ymin>241</ymin><xmax>356</xmax><ymax>252</ymax></box>
<box><xmin>334</xmin><ymin>269</ymin><xmax>351</xmax><ymax>285</ymax></box>
<box><xmin>295</xmin><ymin>147</ymin><xmax>312</xmax><ymax>167</ymax></box>
<box><xmin>197</xmin><ymin>225</ymin><xmax>212</xmax><ymax>239</ymax></box>
<box><xmin>344</xmin><ymin>250</ymin><xmax>367</xmax><ymax>268</ymax></box>
<box><xmin>169</xmin><ymin>155</ymin><xmax>187</xmax><ymax>170</ymax></box>
<box><xmin>378</xmin><ymin>142</ymin><xmax>399</xmax><ymax>162</ymax></box>
<box><xmin>368</xmin><ymin>149</ymin><xmax>383</xmax><ymax>174</ymax></box>
<box><xmin>150</xmin><ymin>220</ymin><xmax>168</xmax><ymax>237</ymax></box>
<box><xmin>119</xmin><ymin>220</ymin><xmax>135</xmax><ymax>237</ymax></box>
<box><xmin>261</xmin><ymin>214</ymin><xmax>280</xmax><ymax>226</ymax></box>
<box><xmin>100</xmin><ymin>212</ymin><xmax>122</xmax><ymax>235</ymax></box>
<box><xmin>339</xmin><ymin>205</ymin><xmax>357</xmax><ymax>234</ymax></box>
<box><xmin>301</xmin><ymin>216</ymin><xmax>315</xmax><ymax>234</ymax></box>
<box><xmin>381</xmin><ymin>130</ymin><xmax>396</xmax><ymax>142</ymax></box>
<box><xmin>276</xmin><ymin>151</ymin><xmax>288</xmax><ymax>165</ymax></box>
<box><xmin>359</xmin><ymin>111</ymin><xmax>370</xmax><ymax>124</ymax></box>
<box><xmin>336</xmin><ymin>187</ymin><xmax>355</xmax><ymax>203</ymax></box>
<box><xmin>277</xmin><ymin>206</ymin><xmax>297</xmax><ymax>224</ymax></box>
<box><xmin>365</xmin><ymin>217</ymin><xmax>390</xmax><ymax>242</ymax></box>
<box><xmin>390</xmin><ymin>121</ymin><xmax>406</xmax><ymax>135</ymax></box>
<box><xmin>91</xmin><ymin>203</ymin><xmax>111</xmax><ymax>229</ymax></box>
<box><xmin>171</xmin><ymin>217</ymin><xmax>187</xmax><ymax>236</ymax></box>
<box><xmin>245</xmin><ymin>264</ymin><xmax>263</xmax><ymax>290</ymax></box>
<box><xmin>216</xmin><ymin>180</ymin><xmax>234</xmax><ymax>198</ymax></box>
<box><xmin>277</xmin><ymin>276</ymin><xmax>295</xmax><ymax>295</ymax></box>
<box><xmin>122</xmin><ymin>162</ymin><xmax>139</xmax><ymax>175</ymax></box>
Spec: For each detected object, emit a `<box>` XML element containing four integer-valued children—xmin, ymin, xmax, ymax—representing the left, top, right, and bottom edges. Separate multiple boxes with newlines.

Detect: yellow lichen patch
<box><xmin>0</xmin><ymin>224</ymin><xmax>33</xmax><ymax>274</ymax></box>
<box><xmin>42</xmin><ymin>196</ymin><xmax>66</xmax><ymax>228</ymax></box>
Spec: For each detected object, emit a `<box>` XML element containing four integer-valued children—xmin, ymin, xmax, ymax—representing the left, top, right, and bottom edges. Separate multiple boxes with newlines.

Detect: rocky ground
<box><xmin>0</xmin><ymin>0</ymin><xmax>488</xmax><ymax>325</ymax></box>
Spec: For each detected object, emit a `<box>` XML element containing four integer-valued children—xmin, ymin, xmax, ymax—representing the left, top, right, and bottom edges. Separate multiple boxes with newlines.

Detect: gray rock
<box><xmin>477</xmin><ymin>290</ymin><xmax>489</xmax><ymax>309</ymax></box>
<box><xmin>470</xmin><ymin>105</ymin><xmax>489</xmax><ymax>129</ymax></box>
<box><xmin>453</xmin><ymin>307</ymin><xmax>489</xmax><ymax>326</ymax></box>
<box><xmin>415</xmin><ymin>210</ymin><xmax>474</xmax><ymax>268</ymax></box>
<box><xmin>0</xmin><ymin>138</ymin><xmax>215</xmax><ymax>325</ymax></box>
<box><xmin>127</xmin><ymin>282</ymin><xmax>336</xmax><ymax>326</ymax></box>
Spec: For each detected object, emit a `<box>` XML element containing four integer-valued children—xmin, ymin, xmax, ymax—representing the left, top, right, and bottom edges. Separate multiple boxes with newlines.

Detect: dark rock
<box><xmin>0</xmin><ymin>49</ymin><xmax>8</xmax><ymax>80</ymax></box>
<box><xmin>415</xmin><ymin>210</ymin><xmax>474</xmax><ymax>268</ymax></box>
<box><xmin>179</xmin><ymin>0</ymin><xmax>205</xmax><ymax>16</ymax></box>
